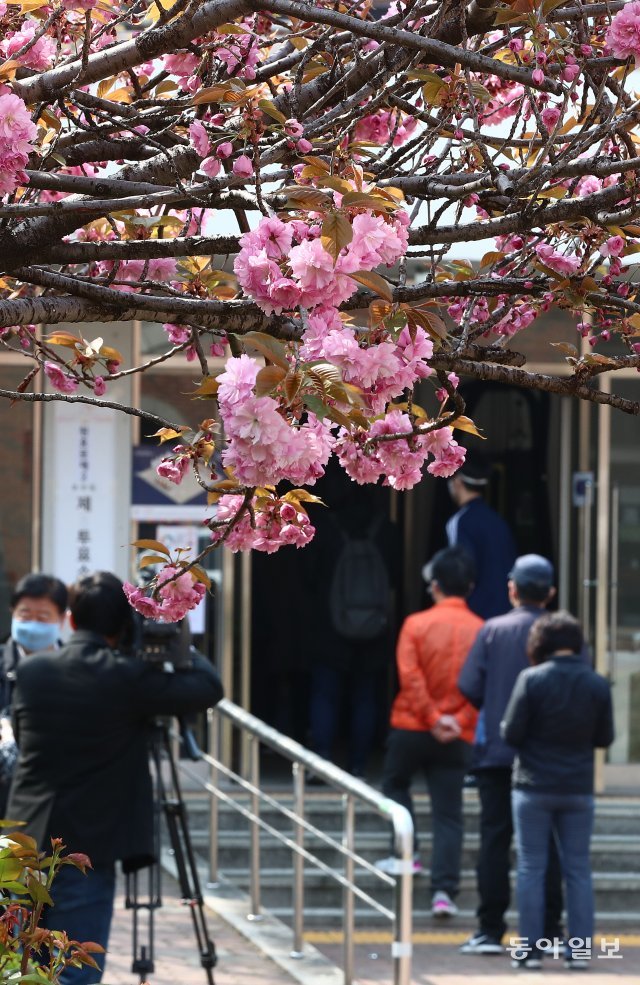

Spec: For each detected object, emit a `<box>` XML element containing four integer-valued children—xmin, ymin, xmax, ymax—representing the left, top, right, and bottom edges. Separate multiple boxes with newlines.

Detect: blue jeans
<box><xmin>41</xmin><ymin>863</ymin><xmax>116</xmax><ymax>985</ymax></box>
<box><xmin>512</xmin><ymin>789</ymin><xmax>594</xmax><ymax>954</ymax></box>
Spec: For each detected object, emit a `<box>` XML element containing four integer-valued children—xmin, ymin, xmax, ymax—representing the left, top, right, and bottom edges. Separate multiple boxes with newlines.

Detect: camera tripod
<box><xmin>125</xmin><ymin>720</ymin><xmax>217</xmax><ymax>984</ymax></box>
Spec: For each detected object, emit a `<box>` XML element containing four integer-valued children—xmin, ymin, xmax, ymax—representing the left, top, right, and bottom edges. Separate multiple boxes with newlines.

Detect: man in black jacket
<box><xmin>8</xmin><ymin>571</ymin><xmax>223</xmax><ymax>985</ymax></box>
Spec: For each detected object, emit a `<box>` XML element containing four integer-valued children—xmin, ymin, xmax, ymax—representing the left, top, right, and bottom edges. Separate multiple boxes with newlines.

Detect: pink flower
<box><xmin>541</xmin><ymin>106</ymin><xmax>561</xmax><ymax>130</ymax></box>
<box><xmin>201</xmin><ymin>157</ymin><xmax>221</xmax><ymax>179</ymax></box>
<box><xmin>284</xmin><ymin>118</ymin><xmax>304</xmax><ymax>138</ymax></box>
<box><xmin>1</xmin><ymin>21</ymin><xmax>56</xmax><ymax>71</ymax></box>
<box><xmin>123</xmin><ymin>584</ymin><xmax>160</xmax><ymax>619</ymax></box>
<box><xmin>163</xmin><ymin>322</ymin><xmax>191</xmax><ymax>345</ymax></box>
<box><xmin>44</xmin><ymin>361</ymin><xmax>79</xmax><ymax>394</ymax></box>
<box><xmin>189</xmin><ymin>120</ymin><xmax>211</xmax><ymax>157</ymax></box>
<box><xmin>216</xmin><ymin>141</ymin><xmax>233</xmax><ymax>159</ymax></box>
<box><xmin>600</xmin><ymin>235</ymin><xmax>625</xmax><ymax>258</ymax></box>
<box><xmin>157</xmin><ymin>450</ymin><xmax>191</xmax><ymax>485</ymax></box>
<box><xmin>535</xmin><ymin>243</ymin><xmax>581</xmax><ymax>275</ymax></box>
<box><xmin>562</xmin><ymin>64</ymin><xmax>580</xmax><ymax>83</ymax></box>
<box><xmin>296</xmin><ymin>138</ymin><xmax>312</xmax><ymax>154</ymax></box>
<box><xmin>606</xmin><ymin>1</ymin><xmax>640</xmax><ymax>60</ymax></box>
<box><xmin>93</xmin><ymin>376</ymin><xmax>106</xmax><ymax>396</ymax></box>
<box><xmin>232</xmin><ymin>154</ymin><xmax>254</xmax><ymax>178</ymax></box>
<box><xmin>532</xmin><ymin>68</ymin><xmax>545</xmax><ymax>85</ymax></box>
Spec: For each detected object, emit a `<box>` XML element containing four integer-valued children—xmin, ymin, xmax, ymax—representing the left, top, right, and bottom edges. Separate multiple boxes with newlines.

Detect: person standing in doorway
<box><xmin>375</xmin><ymin>547</ymin><xmax>482</xmax><ymax>918</ymax></box>
<box><xmin>446</xmin><ymin>453</ymin><xmax>516</xmax><ymax>620</ymax></box>
<box><xmin>457</xmin><ymin>555</ymin><xmax>564</xmax><ymax>955</ymax></box>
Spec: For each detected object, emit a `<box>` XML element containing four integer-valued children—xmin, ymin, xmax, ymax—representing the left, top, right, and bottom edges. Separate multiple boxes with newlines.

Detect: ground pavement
<box><xmin>102</xmin><ymin>872</ymin><xmax>640</xmax><ymax>985</ymax></box>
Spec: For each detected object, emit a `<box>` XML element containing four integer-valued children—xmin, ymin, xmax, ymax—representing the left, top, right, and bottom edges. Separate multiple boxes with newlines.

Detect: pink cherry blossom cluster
<box><xmin>300</xmin><ymin>309</ymin><xmax>434</xmax><ymax>412</ymax></box>
<box><xmin>217</xmin><ymin>354</ymin><xmax>335</xmax><ymax>487</ymax></box>
<box><xmin>1</xmin><ymin>20</ymin><xmax>56</xmax><ymax>71</ymax></box>
<box><xmin>477</xmin><ymin>77</ymin><xmax>525</xmax><ymax>126</ymax></box>
<box><xmin>157</xmin><ymin>446</ymin><xmax>192</xmax><ymax>484</ymax></box>
<box><xmin>97</xmin><ymin>258</ymin><xmax>178</xmax><ymax>290</ymax></box>
<box><xmin>234</xmin><ymin>210</ymin><xmax>409</xmax><ymax>316</ymax></box>
<box><xmin>0</xmin><ymin>90</ymin><xmax>37</xmax><ymax>196</ymax></box>
<box><xmin>44</xmin><ymin>361</ymin><xmax>79</xmax><ymax>394</ymax></box>
<box><xmin>210</xmin><ymin>494</ymin><xmax>315</xmax><ymax>553</ymax></box>
<box><xmin>535</xmin><ymin>243</ymin><xmax>581</xmax><ymax>275</ymax></box>
<box><xmin>335</xmin><ymin>411</ymin><xmax>466</xmax><ymax>490</ymax></box>
<box><xmin>606</xmin><ymin>2</ymin><xmax>640</xmax><ymax>60</ymax></box>
<box><xmin>215</xmin><ymin>32</ymin><xmax>260</xmax><ymax>80</ymax></box>
<box><xmin>353</xmin><ymin>110</ymin><xmax>417</xmax><ymax>147</ymax></box>
<box><xmin>124</xmin><ymin>566</ymin><xmax>206</xmax><ymax>621</ymax></box>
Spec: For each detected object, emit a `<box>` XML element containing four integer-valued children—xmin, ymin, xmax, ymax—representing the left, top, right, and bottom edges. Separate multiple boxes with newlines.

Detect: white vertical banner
<box><xmin>40</xmin><ymin>323</ymin><xmax>133</xmax><ymax>585</ymax></box>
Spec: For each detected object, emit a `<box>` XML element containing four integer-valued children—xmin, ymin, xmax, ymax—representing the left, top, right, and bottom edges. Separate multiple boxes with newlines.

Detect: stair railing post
<box><xmin>207</xmin><ymin>707</ymin><xmax>219</xmax><ymax>886</ymax></box>
<box><xmin>391</xmin><ymin>804</ymin><xmax>413</xmax><ymax>985</ymax></box>
<box><xmin>343</xmin><ymin>792</ymin><xmax>355</xmax><ymax>985</ymax></box>
<box><xmin>247</xmin><ymin>734</ymin><xmax>262</xmax><ymax>919</ymax></box>
<box><xmin>290</xmin><ymin>761</ymin><xmax>305</xmax><ymax>957</ymax></box>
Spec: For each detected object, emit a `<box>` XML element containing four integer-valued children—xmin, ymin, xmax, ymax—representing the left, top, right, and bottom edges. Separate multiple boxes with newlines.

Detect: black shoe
<box><xmin>511</xmin><ymin>954</ymin><xmax>543</xmax><ymax>970</ymax></box>
<box><xmin>564</xmin><ymin>957</ymin><xmax>590</xmax><ymax>971</ymax></box>
<box><xmin>459</xmin><ymin>932</ymin><xmax>503</xmax><ymax>954</ymax></box>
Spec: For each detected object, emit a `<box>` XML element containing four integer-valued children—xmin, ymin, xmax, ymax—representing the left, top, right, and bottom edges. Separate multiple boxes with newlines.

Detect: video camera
<box><xmin>133</xmin><ymin>616</ymin><xmax>193</xmax><ymax>672</ymax></box>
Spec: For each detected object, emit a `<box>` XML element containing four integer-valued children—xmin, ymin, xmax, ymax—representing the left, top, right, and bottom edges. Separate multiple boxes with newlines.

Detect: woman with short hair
<box><xmin>501</xmin><ymin>611</ymin><xmax>614</xmax><ymax>971</ymax></box>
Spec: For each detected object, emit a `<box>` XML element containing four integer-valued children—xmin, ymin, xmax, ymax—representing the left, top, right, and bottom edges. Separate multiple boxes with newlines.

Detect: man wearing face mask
<box><xmin>0</xmin><ymin>573</ymin><xmax>68</xmax><ymax>815</ymax></box>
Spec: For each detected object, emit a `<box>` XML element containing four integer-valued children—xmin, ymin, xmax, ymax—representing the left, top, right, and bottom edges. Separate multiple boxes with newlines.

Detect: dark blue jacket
<box><xmin>457</xmin><ymin>606</ymin><xmax>546</xmax><ymax>769</ymax></box>
<box><xmin>501</xmin><ymin>655</ymin><xmax>614</xmax><ymax>794</ymax></box>
<box><xmin>446</xmin><ymin>497</ymin><xmax>516</xmax><ymax>619</ymax></box>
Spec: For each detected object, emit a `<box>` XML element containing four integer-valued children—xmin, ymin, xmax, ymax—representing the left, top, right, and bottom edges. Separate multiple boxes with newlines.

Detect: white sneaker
<box><xmin>375</xmin><ymin>856</ymin><xmax>423</xmax><ymax>875</ymax></box>
<box><xmin>431</xmin><ymin>890</ymin><xmax>458</xmax><ymax>917</ymax></box>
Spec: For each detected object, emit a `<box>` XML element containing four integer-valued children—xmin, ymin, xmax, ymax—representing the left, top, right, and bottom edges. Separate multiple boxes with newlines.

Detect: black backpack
<box><xmin>329</xmin><ymin>517</ymin><xmax>391</xmax><ymax>641</ymax></box>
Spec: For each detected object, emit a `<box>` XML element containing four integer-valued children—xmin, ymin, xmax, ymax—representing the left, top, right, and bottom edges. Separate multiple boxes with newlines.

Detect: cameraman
<box><xmin>8</xmin><ymin>571</ymin><xmax>223</xmax><ymax>985</ymax></box>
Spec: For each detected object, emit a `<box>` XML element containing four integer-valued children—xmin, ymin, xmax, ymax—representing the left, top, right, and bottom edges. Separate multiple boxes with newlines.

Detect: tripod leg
<box><xmin>125</xmin><ymin>866</ymin><xmax>158</xmax><ymax>983</ymax></box>
<box><xmin>157</xmin><ymin>727</ymin><xmax>217</xmax><ymax>985</ymax></box>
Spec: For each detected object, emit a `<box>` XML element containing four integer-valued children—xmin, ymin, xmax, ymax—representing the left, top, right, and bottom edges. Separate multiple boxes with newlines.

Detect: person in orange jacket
<box><xmin>376</xmin><ymin>546</ymin><xmax>482</xmax><ymax>918</ymax></box>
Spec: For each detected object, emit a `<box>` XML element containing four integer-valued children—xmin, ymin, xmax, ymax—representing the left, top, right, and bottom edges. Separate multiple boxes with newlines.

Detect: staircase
<box><xmin>182</xmin><ymin>785</ymin><xmax>640</xmax><ymax>930</ymax></box>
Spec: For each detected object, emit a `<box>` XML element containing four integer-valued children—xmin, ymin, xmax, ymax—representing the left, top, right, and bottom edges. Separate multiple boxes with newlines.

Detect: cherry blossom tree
<box><xmin>1</xmin><ymin>0</ymin><xmax>640</xmax><ymax>617</ymax></box>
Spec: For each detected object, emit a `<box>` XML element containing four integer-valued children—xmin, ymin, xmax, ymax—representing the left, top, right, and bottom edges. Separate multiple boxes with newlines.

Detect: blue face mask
<box><xmin>11</xmin><ymin>618</ymin><xmax>60</xmax><ymax>653</ymax></box>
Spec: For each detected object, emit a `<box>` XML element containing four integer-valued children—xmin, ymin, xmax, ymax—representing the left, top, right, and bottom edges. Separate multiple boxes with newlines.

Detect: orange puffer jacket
<box><xmin>390</xmin><ymin>597</ymin><xmax>482</xmax><ymax>743</ymax></box>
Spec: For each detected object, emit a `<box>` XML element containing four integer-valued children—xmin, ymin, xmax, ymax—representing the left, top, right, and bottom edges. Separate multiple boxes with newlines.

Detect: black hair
<box><xmin>527</xmin><ymin>610</ymin><xmax>583</xmax><ymax>665</ymax></box>
<box><xmin>69</xmin><ymin>571</ymin><xmax>134</xmax><ymax>641</ymax></box>
<box><xmin>515</xmin><ymin>582</ymin><xmax>551</xmax><ymax>605</ymax></box>
<box><xmin>11</xmin><ymin>573</ymin><xmax>68</xmax><ymax>614</ymax></box>
<box><xmin>428</xmin><ymin>546</ymin><xmax>476</xmax><ymax>598</ymax></box>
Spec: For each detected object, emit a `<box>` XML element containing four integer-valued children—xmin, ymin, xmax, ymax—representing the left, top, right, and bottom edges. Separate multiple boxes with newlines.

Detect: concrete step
<box><xmin>192</xmin><ymin>829</ymin><xmax>640</xmax><ymax>873</ymax></box>
<box><xmin>184</xmin><ymin>789</ymin><xmax>640</xmax><ymax>836</ymax></box>
<box><xmin>178</xmin><ymin>789</ymin><xmax>640</xmax><ymax>927</ymax></box>
<box><xmin>195</xmin><ymin>864</ymin><xmax>640</xmax><ymax>924</ymax></box>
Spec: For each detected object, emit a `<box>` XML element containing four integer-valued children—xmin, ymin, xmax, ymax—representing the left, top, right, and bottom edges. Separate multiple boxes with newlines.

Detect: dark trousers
<box><xmin>475</xmin><ymin>767</ymin><xmax>564</xmax><ymax>941</ymax></box>
<box><xmin>381</xmin><ymin>728</ymin><xmax>471</xmax><ymax>897</ymax></box>
<box><xmin>310</xmin><ymin>665</ymin><xmax>377</xmax><ymax>775</ymax></box>
<box><xmin>41</xmin><ymin>863</ymin><xmax>116</xmax><ymax>984</ymax></box>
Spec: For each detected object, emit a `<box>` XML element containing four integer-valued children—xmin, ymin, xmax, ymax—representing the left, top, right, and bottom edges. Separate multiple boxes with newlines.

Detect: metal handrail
<box><xmin>180</xmin><ymin>698</ymin><xmax>414</xmax><ymax>985</ymax></box>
